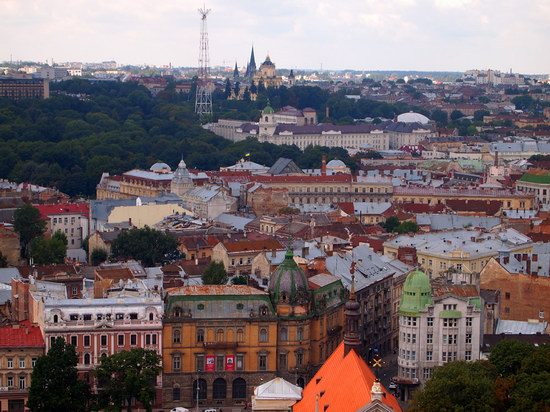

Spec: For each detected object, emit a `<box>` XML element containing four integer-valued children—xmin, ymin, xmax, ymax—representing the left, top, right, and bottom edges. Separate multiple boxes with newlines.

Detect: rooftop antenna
<box><xmin>195</xmin><ymin>5</ymin><xmax>213</xmax><ymax>121</ymax></box>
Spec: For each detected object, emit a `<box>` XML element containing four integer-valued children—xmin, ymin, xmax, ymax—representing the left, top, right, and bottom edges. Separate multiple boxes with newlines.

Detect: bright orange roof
<box><xmin>294</xmin><ymin>342</ymin><xmax>402</xmax><ymax>412</ymax></box>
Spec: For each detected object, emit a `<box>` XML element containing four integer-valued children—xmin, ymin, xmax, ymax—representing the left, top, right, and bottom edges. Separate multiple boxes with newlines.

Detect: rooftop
<box><xmin>0</xmin><ymin>321</ymin><xmax>45</xmax><ymax>348</ymax></box>
<box><xmin>166</xmin><ymin>285</ymin><xmax>269</xmax><ymax>296</ymax></box>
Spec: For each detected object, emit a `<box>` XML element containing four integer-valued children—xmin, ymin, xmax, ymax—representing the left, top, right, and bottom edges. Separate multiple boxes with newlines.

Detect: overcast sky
<box><xmin>1</xmin><ymin>0</ymin><xmax>549</xmax><ymax>73</ymax></box>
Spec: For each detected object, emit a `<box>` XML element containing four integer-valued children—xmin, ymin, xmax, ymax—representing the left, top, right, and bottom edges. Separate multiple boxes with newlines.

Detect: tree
<box><xmin>30</xmin><ymin>231</ymin><xmax>67</xmax><ymax>265</ymax></box>
<box><xmin>90</xmin><ymin>248</ymin><xmax>108</xmax><ymax>265</ymax></box>
<box><xmin>223</xmin><ymin>78</ymin><xmax>231</xmax><ymax>99</ymax></box>
<box><xmin>409</xmin><ymin>361</ymin><xmax>496</xmax><ymax>412</ymax></box>
<box><xmin>473</xmin><ymin>110</ymin><xmax>491</xmax><ymax>122</ymax></box>
<box><xmin>110</xmin><ymin>227</ymin><xmax>178</xmax><ymax>266</ymax></box>
<box><xmin>489</xmin><ymin>339</ymin><xmax>534</xmax><ymax>377</ymax></box>
<box><xmin>231</xmin><ymin>275</ymin><xmax>248</xmax><ymax>285</ymax></box>
<box><xmin>95</xmin><ymin>349</ymin><xmax>162</xmax><ymax>412</ymax></box>
<box><xmin>28</xmin><ymin>337</ymin><xmax>90</xmax><ymax>412</ymax></box>
<box><xmin>202</xmin><ymin>261</ymin><xmax>228</xmax><ymax>285</ymax></box>
<box><xmin>395</xmin><ymin>221</ymin><xmax>419</xmax><ymax>234</ymax></box>
<box><xmin>431</xmin><ymin>109</ymin><xmax>448</xmax><ymax>125</ymax></box>
<box><xmin>450</xmin><ymin>110</ymin><xmax>465</xmax><ymax>121</ymax></box>
<box><xmin>382</xmin><ymin>216</ymin><xmax>400</xmax><ymax>232</ymax></box>
<box><xmin>13</xmin><ymin>203</ymin><xmax>46</xmax><ymax>258</ymax></box>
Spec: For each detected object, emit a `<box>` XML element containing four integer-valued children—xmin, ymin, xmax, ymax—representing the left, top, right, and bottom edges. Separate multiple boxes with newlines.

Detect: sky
<box><xmin>1</xmin><ymin>0</ymin><xmax>549</xmax><ymax>73</ymax></box>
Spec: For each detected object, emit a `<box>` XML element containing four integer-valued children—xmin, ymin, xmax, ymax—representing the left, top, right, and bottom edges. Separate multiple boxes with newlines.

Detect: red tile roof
<box><xmin>294</xmin><ymin>342</ymin><xmax>401</xmax><ymax>412</ymax></box>
<box><xmin>446</xmin><ymin>199</ymin><xmax>502</xmax><ymax>215</ymax></box>
<box><xmin>222</xmin><ymin>239</ymin><xmax>284</xmax><ymax>253</ymax></box>
<box><xmin>0</xmin><ymin>321</ymin><xmax>45</xmax><ymax>348</ymax></box>
<box><xmin>35</xmin><ymin>202</ymin><xmax>89</xmax><ymax>219</ymax></box>
<box><xmin>252</xmin><ymin>174</ymin><xmax>351</xmax><ymax>184</ymax></box>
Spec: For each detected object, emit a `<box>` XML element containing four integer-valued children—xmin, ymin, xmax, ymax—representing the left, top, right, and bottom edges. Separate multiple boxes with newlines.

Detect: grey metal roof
<box><xmin>214</xmin><ymin>213</ymin><xmax>254</xmax><ymax>231</ymax></box>
<box><xmin>268</xmin><ymin>158</ymin><xmax>304</xmax><ymax>175</ymax></box>
<box><xmin>496</xmin><ymin>319</ymin><xmax>547</xmax><ymax>335</ymax></box>
<box><xmin>0</xmin><ymin>268</ymin><xmax>21</xmax><ymax>285</ymax></box>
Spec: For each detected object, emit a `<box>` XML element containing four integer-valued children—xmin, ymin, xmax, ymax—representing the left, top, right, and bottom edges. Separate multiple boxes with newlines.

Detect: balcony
<box><xmin>203</xmin><ymin>341</ymin><xmax>239</xmax><ymax>349</ymax></box>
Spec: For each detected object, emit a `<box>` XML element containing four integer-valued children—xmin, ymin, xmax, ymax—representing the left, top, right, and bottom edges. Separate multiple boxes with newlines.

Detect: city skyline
<box><xmin>1</xmin><ymin>0</ymin><xmax>549</xmax><ymax>73</ymax></box>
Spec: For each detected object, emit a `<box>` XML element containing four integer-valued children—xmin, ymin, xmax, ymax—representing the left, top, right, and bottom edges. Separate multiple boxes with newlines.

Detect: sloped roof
<box><xmin>254</xmin><ymin>377</ymin><xmax>302</xmax><ymax>400</ymax></box>
<box><xmin>223</xmin><ymin>239</ymin><xmax>284</xmax><ymax>253</ymax></box>
<box><xmin>293</xmin><ymin>342</ymin><xmax>401</xmax><ymax>412</ymax></box>
<box><xmin>0</xmin><ymin>321</ymin><xmax>44</xmax><ymax>348</ymax></box>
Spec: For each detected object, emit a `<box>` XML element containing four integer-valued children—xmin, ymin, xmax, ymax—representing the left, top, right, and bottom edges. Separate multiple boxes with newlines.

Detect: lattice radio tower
<box><xmin>195</xmin><ymin>6</ymin><xmax>213</xmax><ymax>120</ymax></box>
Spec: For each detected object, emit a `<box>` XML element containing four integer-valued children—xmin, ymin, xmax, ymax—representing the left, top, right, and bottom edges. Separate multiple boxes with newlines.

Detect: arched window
<box><xmin>217</xmin><ymin>329</ymin><xmax>224</xmax><ymax>342</ymax></box>
<box><xmin>84</xmin><ymin>353</ymin><xmax>91</xmax><ymax>365</ymax></box>
<box><xmin>237</xmin><ymin>328</ymin><xmax>244</xmax><ymax>342</ymax></box>
<box><xmin>280</xmin><ymin>328</ymin><xmax>288</xmax><ymax>341</ymax></box>
<box><xmin>197</xmin><ymin>329</ymin><xmax>204</xmax><ymax>342</ymax></box>
<box><xmin>53</xmin><ymin>314</ymin><xmax>59</xmax><ymax>323</ymax></box>
<box><xmin>259</xmin><ymin>328</ymin><xmax>268</xmax><ymax>343</ymax></box>
<box><xmin>213</xmin><ymin>378</ymin><xmax>227</xmax><ymax>399</ymax></box>
<box><xmin>265</xmin><ymin>116</ymin><xmax>268</xmax><ymax>122</ymax></box>
<box><xmin>232</xmin><ymin>377</ymin><xmax>246</xmax><ymax>399</ymax></box>
<box><xmin>172</xmin><ymin>385</ymin><xmax>181</xmax><ymax>401</ymax></box>
<box><xmin>297</xmin><ymin>327</ymin><xmax>304</xmax><ymax>341</ymax></box>
<box><xmin>173</xmin><ymin>329</ymin><xmax>181</xmax><ymax>344</ymax></box>
<box><xmin>149</xmin><ymin>313</ymin><xmax>154</xmax><ymax>321</ymax></box>
<box><xmin>173</xmin><ymin>307</ymin><xmax>182</xmax><ymax>317</ymax></box>
<box><xmin>193</xmin><ymin>379</ymin><xmax>207</xmax><ymax>400</ymax></box>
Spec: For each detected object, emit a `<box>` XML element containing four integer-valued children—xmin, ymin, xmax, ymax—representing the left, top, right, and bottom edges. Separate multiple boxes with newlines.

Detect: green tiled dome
<box><xmin>399</xmin><ymin>269</ymin><xmax>432</xmax><ymax>316</ymax></box>
<box><xmin>269</xmin><ymin>248</ymin><xmax>309</xmax><ymax>305</ymax></box>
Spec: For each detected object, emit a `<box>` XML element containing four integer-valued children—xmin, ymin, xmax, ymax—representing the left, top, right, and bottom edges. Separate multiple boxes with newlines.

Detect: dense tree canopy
<box><xmin>13</xmin><ymin>203</ymin><xmax>46</xmax><ymax>257</ymax></box>
<box><xmin>28</xmin><ymin>337</ymin><xmax>91</xmax><ymax>412</ymax></box>
<box><xmin>0</xmin><ymin>80</ymin><xmax>424</xmax><ymax>196</ymax></box>
<box><xmin>95</xmin><ymin>348</ymin><xmax>162</xmax><ymax>412</ymax></box>
<box><xmin>110</xmin><ymin>227</ymin><xmax>178</xmax><ymax>266</ymax></box>
<box><xmin>30</xmin><ymin>230</ymin><xmax>67</xmax><ymax>265</ymax></box>
<box><xmin>202</xmin><ymin>260</ymin><xmax>229</xmax><ymax>285</ymax></box>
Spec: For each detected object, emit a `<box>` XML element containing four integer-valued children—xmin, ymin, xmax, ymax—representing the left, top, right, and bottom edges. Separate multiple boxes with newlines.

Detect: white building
<box><xmin>396</xmin><ymin>269</ymin><xmax>482</xmax><ymax>400</ymax></box>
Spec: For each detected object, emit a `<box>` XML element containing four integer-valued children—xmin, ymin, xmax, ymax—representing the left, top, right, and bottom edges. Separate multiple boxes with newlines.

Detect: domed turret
<box><xmin>399</xmin><ymin>269</ymin><xmax>432</xmax><ymax>316</ymax></box>
<box><xmin>171</xmin><ymin>159</ymin><xmax>193</xmax><ymax>196</ymax></box>
<box><xmin>269</xmin><ymin>247</ymin><xmax>309</xmax><ymax>307</ymax></box>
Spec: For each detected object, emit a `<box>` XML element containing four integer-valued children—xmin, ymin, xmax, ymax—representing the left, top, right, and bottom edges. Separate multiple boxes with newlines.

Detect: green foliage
<box><xmin>231</xmin><ymin>275</ymin><xmax>248</xmax><ymax>285</ymax></box>
<box><xmin>511</xmin><ymin>95</ymin><xmax>535</xmax><ymax>111</ymax></box>
<box><xmin>28</xmin><ymin>337</ymin><xmax>91</xmax><ymax>412</ymax></box>
<box><xmin>13</xmin><ymin>203</ymin><xmax>46</xmax><ymax>257</ymax></box>
<box><xmin>202</xmin><ymin>261</ymin><xmax>229</xmax><ymax>285</ymax></box>
<box><xmin>30</xmin><ymin>231</ymin><xmax>67</xmax><ymax>265</ymax></box>
<box><xmin>489</xmin><ymin>339</ymin><xmax>534</xmax><ymax>377</ymax></box>
<box><xmin>90</xmin><ymin>248</ymin><xmax>108</xmax><ymax>265</ymax></box>
<box><xmin>110</xmin><ymin>227</ymin><xmax>178</xmax><ymax>266</ymax></box>
<box><xmin>360</xmin><ymin>150</ymin><xmax>383</xmax><ymax>159</ymax></box>
<box><xmin>473</xmin><ymin>110</ymin><xmax>491</xmax><ymax>122</ymax></box>
<box><xmin>450</xmin><ymin>110</ymin><xmax>465</xmax><ymax>121</ymax></box>
<box><xmin>382</xmin><ymin>216</ymin><xmax>400</xmax><ymax>232</ymax></box>
<box><xmin>95</xmin><ymin>348</ymin><xmax>162</xmax><ymax>412</ymax></box>
<box><xmin>409</xmin><ymin>361</ymin><xmax>497</xmax><ymax>412</ymax></box>
<box><xmin>431</xmin><ymin>109</ymin><xmax>448</xmax><ymax>125</ymax></box>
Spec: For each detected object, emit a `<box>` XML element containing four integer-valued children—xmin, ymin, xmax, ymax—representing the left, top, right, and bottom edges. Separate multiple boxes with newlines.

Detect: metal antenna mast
<box><xmin>195</xmin><ymin>6</ymin><xmax>213</xmax><ymax>120</ymax></box>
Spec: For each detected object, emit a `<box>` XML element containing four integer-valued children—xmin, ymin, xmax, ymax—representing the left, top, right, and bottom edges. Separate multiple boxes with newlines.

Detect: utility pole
<box><xmin>195</xmin><ymin>6</ymin><xmax>213</xmax><ymax>121</ymax></box>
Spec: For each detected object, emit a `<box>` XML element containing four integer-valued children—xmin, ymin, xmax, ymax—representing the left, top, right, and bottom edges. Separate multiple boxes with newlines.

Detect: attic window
<box><xmin>236</xmin><ymin>303</ymin><xmax>244</xmax><ymax>310</ymax></box>
<box><xmin>197</xmin><ymin>304</ymin><xmax>205</xmax><ymax>310</ymax></box>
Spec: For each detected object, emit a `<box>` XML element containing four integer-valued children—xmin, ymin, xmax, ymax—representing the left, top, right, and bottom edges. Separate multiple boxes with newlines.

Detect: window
<box><xmin>426</xmin><ymin>334</ymin><xmax>433</xmax><ymax>344</ymax></box>
<box><xmin>146</xmin><ymin>334</ymin><xmax>151</xmax><ymax>345</ymax></box>
<box><xmin>466</xmin><ymin>334</ymin><xmax>472</xmax><ymax>344</ymax></box>
<box><xmin>118</xmin><ymin>334</ymin><xmax>124</xmax><ymax>346</ymax></box>
<box><xmin>297</xmin><ymin>327</ymin><xmax>304</xmax><ymax>341</ymax></box>
<box><xmin>236</xmin><ymin>354</ymin><xmax>244</xmax><ymax>371</ymax></box>
<box><xmin>7</xmin><ymin>376</ymin><xmax>13</xmax><ymax>388</ymax></box>
<box><xmin>71</xmin><ymin>287</ymin><xmax>78</xmax><ymax>296</ymax></box>
<box><xmin>442</xmin><ymin>352</ymin><xmax>447</xmax><ymax>363</ymax></box>
<box><xmin>412</xmin><ymin>334</ymin><xmax>417</xmax><ymax>344</ymax></box>
<box><xmin>7</xmin><ymin>358</ymin><xmax>13</xmax><ymax>368</ymax></box>
<box><xmin>279</xmin><ymin>353</ymin><xmax>287</xmax><ymax>369</ymax></box>
<box><xmin>173</xmin><ymin>329</ymin><xmax>181</xmax><ymax>344</ymax></box>
<box><xmin>216</xmin><ymin>355</ymin><xmax>224</xmax><ymax>371</ymax></box>
<box><xmin>172</xmin><ymin>355</ymin><xmax>181</xmax><ymax>371</ymax></box>
<box><xmin>296</xmin><ymin>352</ymin><xmax>304</xmax><ymax>366</ymax></box>
<box><xmin>466</xmin><ymin>317</ymin><xmax>473</xmax><ymax>327</ymax></box>
<box><xmin>196</xmin><ymin>355</ymin><xmax>205</xmax><ymax>372</ymax></box>
<box><xmin>443</xmin><ymin>318</ymin><xmax>458</xmax><ymax>327</ymax></box>
<box><xmin>172</xmin><ymin>386</ymin><xmax>181</xmax><ymax>401</ymax></box>
<box><xmin>130</xmin><ymin>334</ymin><xmax>137</xmax><ymax>346</ymax></box>
<box><xmin>505</xmin><ymin>292</ymin><xmax>511</xmax><ymax>300</ymax></box>
<box><xmin>84</xmin><ymin>353</ymin><xmax>91</xmax><ymax>365</ymax></box>
<box><xmin>411</xmin><ymin>351</ymin><xmax>416</xmax><ymax>361</ymax></box>
<box><xmin>217</xmin><ymin>329</ymin><xmax>224</xmax><ymax>342</ymax></box>
<box><xmin>84</xmin><ymin>335</ymin><xmax>90</xmax><ymax>347</ymax></box>
<box><xmin>101</xmin><ymin>335</ymin><xmax>107</xmax><ymax>347</ymax></box>
<box><xmin>280</xmin><ymin>328</ymin><xmax>288</xmax><ymax>341</ymax></box>
<box><xmin>152</xmin><ymin>334</ymin><xmax>157</xmax><ymax>345</ymax></box>
<box><xmin>19</xmin><ymin>359</ymin><xmax>25</xmax><ymax>369</ymax></box>
<box><xmin>406</xmin><ymin>317</ymin><xmax>417</xmax><ymax>326</ymax></box>
<box><xmin>259</xmin><ymin>328</ymin><xmax>268</xmax><ymax>343</ymax></box>
<box><xmin>423</xmin><ymin>368</ymin><xmax>432</xmax><ymax>380</ymax></box>
<box><xmin>70</xmin><ymin>335</ymin><xmax>77</xmax><ymax>347</ymax></box>
<box><xmin>236</xmin><ymin>328</ymin><xmax>244</xmax><ymax>342</ymax></box>
<box><xmin>259</xmin><ymin>354</ymin><xmax>267</xmax><ymax>371</ymax></box>
<box><xmin>213</xmin><ymin>378</ymin><xmax>227</xmax><ymax>400</ymax></box>
<box><xmin>427</xmin><ymin>317</ymin><xmax>434</xmax><ymax>327</ymax></box>
<box><xmin>116</xmin><ymin>313</ymin><xmax>124</xmax><ymax>320</ymax></box>
<box><xmin>426</xmin><ymin>351</ymin><xmax>433</xmax><ymax>361</ymax></box>
<box><xmin>19</xmin><ymin>376</ymin><xmax>25</xmax><ymax>389</ymax></box>
<box><xmin>32</xmin><ymin>358</ymin><xmax>37</xmax><ymax>367</ymax></box>
<box><xmin>465</xmin><ymin>351</ymin><xmax>472</xmax><ymax>361</ymax></box>
<box><xmin>443</xmin><ymin>334</ymin><xmax>448</xmax><ymax>345</ymax></box>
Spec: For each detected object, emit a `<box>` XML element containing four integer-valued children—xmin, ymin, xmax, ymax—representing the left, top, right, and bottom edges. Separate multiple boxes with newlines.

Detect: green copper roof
<box><xmin>399</xmin><ymin>269</ymin><xmax>432</xmax><ymax>316</ymax></box>
<box><xmin>519</xmin><ymin>173</ymin><xmax>550</xmax><ymax>184</ymax></box>
<box><xmin>263</xmin><ymin>99</ymin><xmax>274</xmax><ymax>115</ymax></box>
<box><xmin>268</xmin><ymin>247</ymin><xmax>310</xmax><ymax>305</ymax></box>
<box><xmin>439</xmin><ymin>310</ymin><xmax>462</xmax><ymax>319</ymax></box>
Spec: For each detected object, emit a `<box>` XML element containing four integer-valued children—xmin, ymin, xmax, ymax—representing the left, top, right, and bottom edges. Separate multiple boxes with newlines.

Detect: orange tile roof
<box><xmin>0</xmin><ymin>321</ymin><xmax>45</xmax><ymax>348</ymax></box>
<box><xmin>222</xmin><ymin>239</ymin><xmax>284</xmax><ymax>253</ymax></box>
<box><xmin>294</xmin><ymin>342</ymin><xmax>402</xmax><ymax>412</ymax></box>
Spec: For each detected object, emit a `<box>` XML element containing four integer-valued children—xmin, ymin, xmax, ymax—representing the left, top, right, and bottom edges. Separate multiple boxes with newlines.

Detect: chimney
<box><xmin>321</xmin><ymin>155</ymin><xmax>327</xmax><ymax>176</ymax></box>
<box><xmin>271</xmin><ymin>249</ymin><xmax>277</xmax><ymax>258</ymax></box>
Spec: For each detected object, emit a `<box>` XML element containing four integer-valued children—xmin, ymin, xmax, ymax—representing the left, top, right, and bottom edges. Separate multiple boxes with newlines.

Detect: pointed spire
<box><xmin>233</xmin><ymin>61</ymin><xmax>239</xmax><ymax>79</ymax></box>
<box><xmin>249</xmin><ymin>45</ymin><xmax>256</xmax><ymax>68</ymax></box>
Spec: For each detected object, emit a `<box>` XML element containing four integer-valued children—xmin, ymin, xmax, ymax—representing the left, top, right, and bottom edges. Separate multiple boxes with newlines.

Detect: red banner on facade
<box><xmin>225</xmin><ymin>354</ymin><xmax>235</xmax><ymax>371</ymax></box>
<box><xmin>205</xmin><ymin>355</ymin><xmax>215</xmax><ymax>372</ymax></box>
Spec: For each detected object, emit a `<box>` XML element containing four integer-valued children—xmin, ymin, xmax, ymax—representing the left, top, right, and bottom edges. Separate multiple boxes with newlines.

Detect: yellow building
<box><xmin>383</xmin><ymin>228</ymin><xmax>533</xmax><ymax>278</ymax></box>
<box><xmin>393</xmin><ymin>187</ymin><xmax>534</xmax><ymax>210</ymax></box>
<box><xmin>162</xmin><ymin>250</ymin><xmax>345</xmax><ymax>410</ymax></box>
<box><xmin>107</xmin><ymin>203</ymin><xmax>191</xmax><ymax>228</ymax></box>
<box><xmin>253</xmin><ymin>55</ymin><xmax>282</xmax><ymax>88</ymax></box>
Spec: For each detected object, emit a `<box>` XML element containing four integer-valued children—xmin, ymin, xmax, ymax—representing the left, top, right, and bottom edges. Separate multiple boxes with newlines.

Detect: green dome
<box><xmin>269</xmin><ymin>248</ymin><xmax>310</xmax><ymax>306</ymax></box>
<box><xmin>399</xmin><ymin>269</ymin><xmax>432</xmax><ymax>316</ymax></box>
<box><xmin>262</xmin><ymin>99</ymin><xmax>274</xmax><ymax>114</ymax></box>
